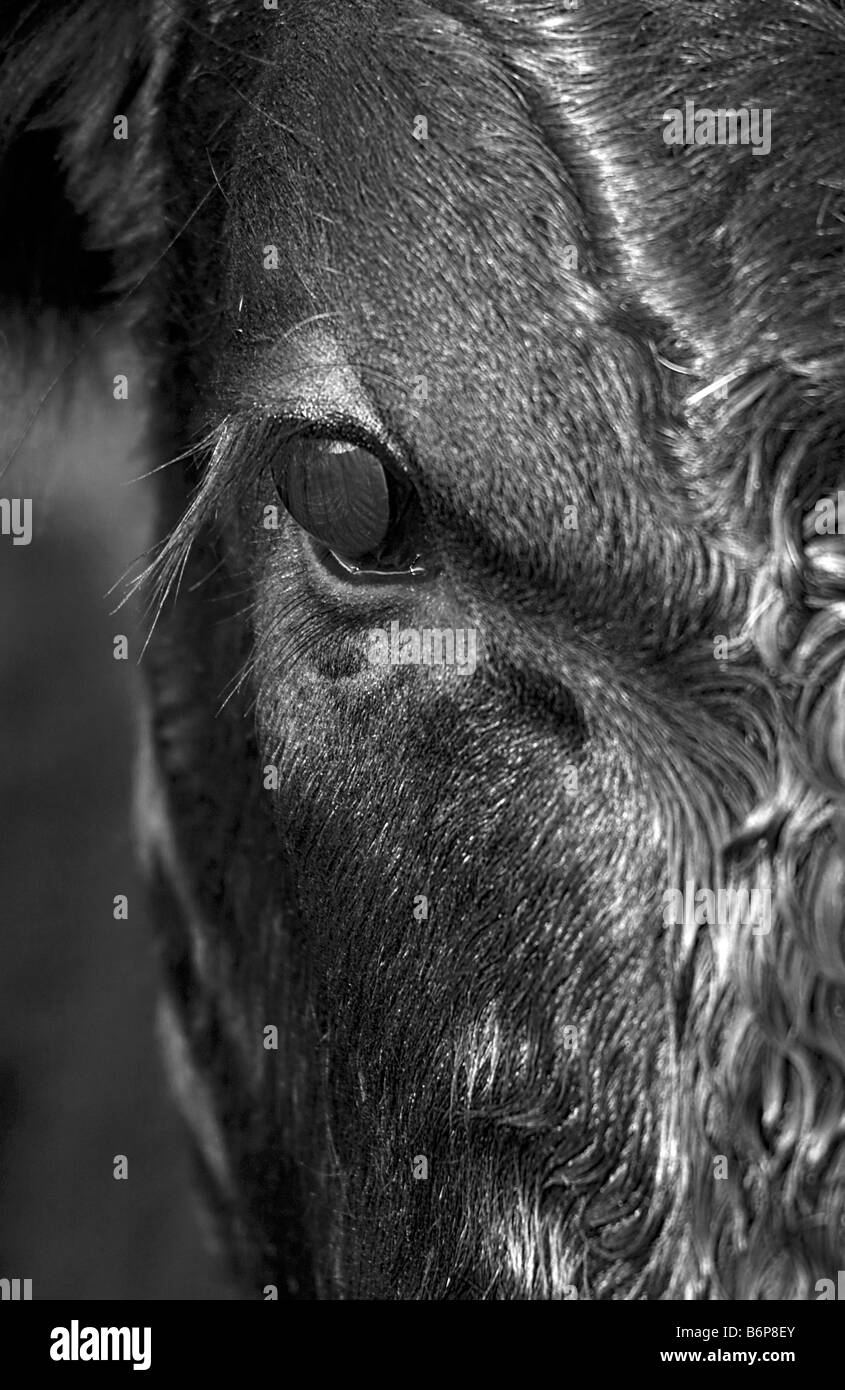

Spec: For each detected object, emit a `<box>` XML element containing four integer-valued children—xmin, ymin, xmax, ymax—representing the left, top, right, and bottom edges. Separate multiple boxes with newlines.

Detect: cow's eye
<box><xmin>272</xmin><ymin>434</ymin><xmax>425</xmax><ymax>577</ymax></box>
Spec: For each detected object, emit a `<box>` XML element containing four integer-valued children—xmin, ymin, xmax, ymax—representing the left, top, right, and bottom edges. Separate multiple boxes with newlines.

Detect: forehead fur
<box><xmin>220</xmin><ymin>2</ymin><xmax>695</xmax><ymax>612</ymax></box>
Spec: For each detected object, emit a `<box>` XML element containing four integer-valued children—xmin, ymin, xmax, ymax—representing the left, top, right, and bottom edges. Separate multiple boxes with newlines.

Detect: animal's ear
<box><xmin>0</xmin><ymin>1</ymin><xmax>177</xmax><ymax>324</ymax></box>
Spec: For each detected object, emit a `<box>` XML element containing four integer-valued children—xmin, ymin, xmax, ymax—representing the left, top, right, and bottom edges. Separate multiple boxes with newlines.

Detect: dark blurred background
<box><xmin>0</xmin><ymin>333</ymin><xmax>231</xmax><ymax>1299</ymax></box>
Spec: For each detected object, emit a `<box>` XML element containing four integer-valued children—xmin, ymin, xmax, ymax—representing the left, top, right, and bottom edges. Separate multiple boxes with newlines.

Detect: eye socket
<box><xmin>272</xmin><ymin>433</ymin><xmax>426</xmax><ymax>577</ymax></box>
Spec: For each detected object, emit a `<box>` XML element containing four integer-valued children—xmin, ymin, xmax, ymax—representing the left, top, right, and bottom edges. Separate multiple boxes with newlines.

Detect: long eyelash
<box><xmin>114</xmin><ymin>415</ymin><xmax>253</xmax><ymax>654</ymax></box>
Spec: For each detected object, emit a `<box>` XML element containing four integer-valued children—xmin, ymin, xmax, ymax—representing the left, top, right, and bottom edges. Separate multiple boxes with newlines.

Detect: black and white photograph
<box><xmin>1</xmin><ymin>0</ymin><xmax>844</xmax><ymax>1353</ymax></box>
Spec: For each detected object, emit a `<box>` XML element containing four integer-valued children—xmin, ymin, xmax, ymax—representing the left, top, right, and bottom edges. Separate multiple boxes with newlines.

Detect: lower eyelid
<box><xmin>312</xmin><ymin>541</ymin><xmax>429</xmax><ymax>587</ymax></box>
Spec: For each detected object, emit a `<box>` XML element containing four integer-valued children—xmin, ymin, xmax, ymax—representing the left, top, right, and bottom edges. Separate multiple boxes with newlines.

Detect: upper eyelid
<box><xmin>217</xmin><ymin>338</ymin><xmax>393</xmax><ymax>442</ymax></box>
<box><xmin>264</xmin><ymin>413</ymin><xmax>418</xmax><ymax>486</ymax></box>
<box><xmin>213</xmin><ymin>335</ymin><xmax>421</xmax><ymax>479</ymax></box>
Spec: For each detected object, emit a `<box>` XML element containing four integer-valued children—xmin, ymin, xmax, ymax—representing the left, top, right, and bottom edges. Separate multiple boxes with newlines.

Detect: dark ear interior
<box><xmin>0</xmin><ymin>127</ymin><xmax>114</xmax><ymax>317</ymax></box>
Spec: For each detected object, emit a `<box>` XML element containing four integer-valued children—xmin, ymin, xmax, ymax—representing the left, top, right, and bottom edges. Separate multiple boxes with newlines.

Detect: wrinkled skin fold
<box><xmin>2</xmin><ymin>0</ymin><xmax>845</xmax><ymax>1298</ymax></box>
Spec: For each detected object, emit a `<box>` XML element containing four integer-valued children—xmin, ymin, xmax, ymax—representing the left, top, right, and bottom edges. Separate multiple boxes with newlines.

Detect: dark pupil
<box><xmin>277</xmin><ymin>438</ymin><xmax>396</xmax><ymax>562</ymax></box>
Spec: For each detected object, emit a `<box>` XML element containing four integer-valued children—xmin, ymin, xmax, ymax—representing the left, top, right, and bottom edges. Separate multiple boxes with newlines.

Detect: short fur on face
<box><xmin>3</xmin><ymin>0</ymin><xmax>845</xmax><ymax>1299</ymax></box>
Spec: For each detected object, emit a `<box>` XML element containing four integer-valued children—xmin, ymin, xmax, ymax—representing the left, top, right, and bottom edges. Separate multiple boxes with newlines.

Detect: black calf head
<box><xmin>4</xmin><ymin>0</ymin><xmax>845</xmax><ymax>1298</ymax></box>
